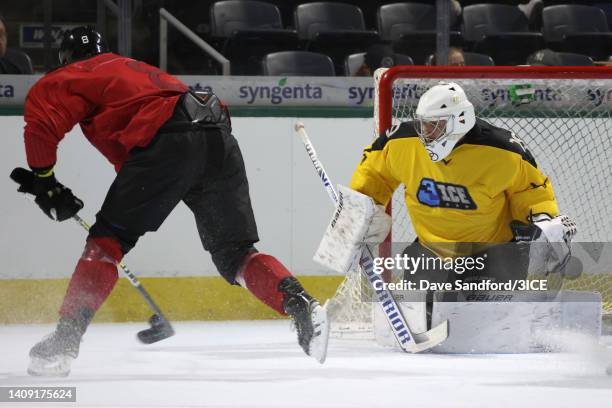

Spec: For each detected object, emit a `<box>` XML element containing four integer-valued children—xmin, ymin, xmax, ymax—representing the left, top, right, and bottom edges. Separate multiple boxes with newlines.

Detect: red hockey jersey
<box><xmin>23</xmin><ymin>53</ymin><xmax>188</xmax><ymax>171</ymax></box>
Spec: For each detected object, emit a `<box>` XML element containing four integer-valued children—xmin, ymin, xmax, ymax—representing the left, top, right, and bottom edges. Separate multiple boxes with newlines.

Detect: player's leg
<box><xmin>183</xmin><ymin>129</ymin><xmax>328</xmax><ymax>362</ymax></box>
<box><xmin>29</xmin><ymin>130</ymin><xmax>204</xmax><ymax>376</ymax></box>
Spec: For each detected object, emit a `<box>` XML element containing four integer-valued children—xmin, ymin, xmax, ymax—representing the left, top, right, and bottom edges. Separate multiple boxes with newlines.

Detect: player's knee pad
<box><xmin>59</xmin><ymin>237</ymin><xmax>122</xmax><ymax>319</ymax></box>
<box><xmin>211</xmin><ymin>243</ymin><xmax>257</xmax><ymax>284</ymax></box>
<box><xmin>81</xmin><ymin>237</ymin><xmax>123</xmax><ymax>265</ymax></box>
<box><xmin>235</xmin><ymin>252</ymin><xmax>292</xmax><ymax>287</ymax></box>
<box><xmin>88</xmin><ymin>216</ymin><xmax>139</xmax><ymax>255</ymax></box>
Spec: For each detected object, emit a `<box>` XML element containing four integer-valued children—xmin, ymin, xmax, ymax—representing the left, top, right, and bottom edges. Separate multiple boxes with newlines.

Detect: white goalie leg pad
<box><xmin>430</xmin><ymin>290</ymin><xmax>600</xmax><ymax>353</ymax></box>
<box><xmin>314</xmin><ymin>185</ymin><xmax>384</xmax><ymax>274</ymax></box>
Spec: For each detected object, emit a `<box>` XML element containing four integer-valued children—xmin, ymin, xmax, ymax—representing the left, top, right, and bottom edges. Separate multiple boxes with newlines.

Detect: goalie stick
<box><xmin>9</xmin><ymin>168</ymin><xmax>174</xmax><ymax>344</ymax></box>
<box><xmin>295</xmin><ymin>121</ymin><xmax>448</xmax><ymax>352</ymax></box>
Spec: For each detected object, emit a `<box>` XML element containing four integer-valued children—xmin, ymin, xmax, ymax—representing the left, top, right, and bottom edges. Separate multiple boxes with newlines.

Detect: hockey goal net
<box><xmin>326</xmin><ymin>66</ymin><xmax>612</xmax><ymax>337</ymax></box>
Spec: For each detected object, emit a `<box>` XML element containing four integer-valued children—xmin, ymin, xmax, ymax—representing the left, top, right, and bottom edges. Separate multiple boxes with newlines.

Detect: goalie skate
<box><xmin>281</xmin><ymin>277</ymin><xmax>330</xmax><ymax>363</ymax></box>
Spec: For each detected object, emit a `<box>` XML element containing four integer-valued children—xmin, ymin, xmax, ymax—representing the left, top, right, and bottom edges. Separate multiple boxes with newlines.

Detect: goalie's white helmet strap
<box><xmin>414</xmin><ymin>82</ymin><xmax>476</xmax><ymax>162</ymax></box>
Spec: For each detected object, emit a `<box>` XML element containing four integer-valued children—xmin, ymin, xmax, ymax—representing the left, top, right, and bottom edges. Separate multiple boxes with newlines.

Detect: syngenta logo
<box><xmin>0</xmin><ymin>83</ymin><xmax>15</xmax><ymax>98</ymax></box>
<box><xmin>188</xmin><ymin>83</ymin><xmax>213</xmax><ymax>93</ymax></box>
<box><xmin>348</xmin><ymin>86</ymin><xmax>375</xmax><ymax>105</ymax></box>
<box><xmin>239</xmin><ymin>78</ymin><xmax>322</xmax><ymax>104</ymax></box>
<box><xmin>348</xmin><ymin>84</ymin><xmax>428</xmax><ymax>105</ymax></box>
<box><xmin>587</xmin><ymin>88</ymin><xmax>612</xmax><ymax>107</ymax></box>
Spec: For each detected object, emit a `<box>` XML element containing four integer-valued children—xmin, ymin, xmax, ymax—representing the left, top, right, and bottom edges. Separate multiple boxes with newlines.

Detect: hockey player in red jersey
<box><xmin>11</xmin><ymin>27</ymin><xmax>328</xmax><ymax>376</ymax></box>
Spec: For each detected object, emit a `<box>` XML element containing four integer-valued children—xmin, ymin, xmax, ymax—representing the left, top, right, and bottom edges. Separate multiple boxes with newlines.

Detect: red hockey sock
<box><xmin>59</xmin><ymin>237</ymin><xmax>122</xmax><ymax>319</ymax></box>
<box><xmin>237</xmin><ymin>253</ymin><xmax>293</xmax><ymax>315</ymax></box>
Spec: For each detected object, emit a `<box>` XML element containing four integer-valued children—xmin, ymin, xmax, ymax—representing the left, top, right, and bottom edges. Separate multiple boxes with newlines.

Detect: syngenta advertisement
<box><xmin>2</xmin><ymin>75</ymin><xmax>612</xmax><ymax>111</ymax></box>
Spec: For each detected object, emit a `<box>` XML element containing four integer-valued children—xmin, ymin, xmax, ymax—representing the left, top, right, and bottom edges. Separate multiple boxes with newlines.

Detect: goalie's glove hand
<box><xmin>510</xmin><ymin>214</ymin><xmax>577</xmax><ymax>275</ymax></box>
<box><xmin>10</xmin><ymin>167</ymin><xmax>83</xmax><ymax>222</ymax></box>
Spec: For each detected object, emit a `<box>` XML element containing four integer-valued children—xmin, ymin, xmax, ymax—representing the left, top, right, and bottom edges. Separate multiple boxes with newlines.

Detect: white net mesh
<box><xmin>328</xmin><ymin>68</ymin><xmax>612</xmax><ymax>336</ymax></box>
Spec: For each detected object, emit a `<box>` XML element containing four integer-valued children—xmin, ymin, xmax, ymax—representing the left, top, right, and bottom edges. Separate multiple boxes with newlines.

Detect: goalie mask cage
<box><xmin>326</xmin><ymin>66</ymin><xmax>612</xmax><ymax>338</ymax></box>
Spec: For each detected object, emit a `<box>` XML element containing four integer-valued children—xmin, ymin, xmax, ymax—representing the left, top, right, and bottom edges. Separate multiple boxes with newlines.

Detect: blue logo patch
<box><xmin>417</xmin><ymin>179</ymin><xmax>441</xmax><ymax>206</ymax></box>
<box><xmin>417</xmin><ymin>178</ymin><xmax>477</xmax><ymax>210</ymax></box>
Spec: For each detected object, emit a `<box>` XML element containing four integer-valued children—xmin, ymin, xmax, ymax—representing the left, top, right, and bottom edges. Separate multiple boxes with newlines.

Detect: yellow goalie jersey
<box><xmin>350</xmin><ymin>118</ymin><xmax>559</xmax><ymax>255</ymax></box>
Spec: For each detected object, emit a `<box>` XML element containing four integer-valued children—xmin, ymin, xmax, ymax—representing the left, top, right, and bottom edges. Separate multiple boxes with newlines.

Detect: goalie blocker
<box><xmin>314</xmin><ymin>185</ymin><xmax>391</xmax><ymax>275</ymax></box>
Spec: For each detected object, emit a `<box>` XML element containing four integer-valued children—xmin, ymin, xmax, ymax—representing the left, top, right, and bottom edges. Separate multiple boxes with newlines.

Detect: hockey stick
<box><xmin>295</xmin><ymin>122</ymin><xmax>448</xmax><ymax>352</ymax></box>
<box><xmin>9</xmin><ymin>168</ymin><xmax>174</xmax><ymax>344</ymax></box>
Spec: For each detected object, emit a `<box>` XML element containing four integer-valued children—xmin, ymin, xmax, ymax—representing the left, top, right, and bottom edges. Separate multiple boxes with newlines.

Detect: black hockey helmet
<box><xmin>58</xmin><ymin>26</ymin><xmax>108</xmax><ymax>65</ymax></box>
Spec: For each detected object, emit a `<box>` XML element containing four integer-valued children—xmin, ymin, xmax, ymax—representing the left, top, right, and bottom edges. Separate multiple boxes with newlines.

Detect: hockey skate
<box><xmin>28</xmin><ymin>310</ymin><xmax>92</xmax><ymax>377</ymax></box>
<box><xmin>280</xmin><ymin>277</ymin><xmax>330</xmax><ymax>364</ymax></box>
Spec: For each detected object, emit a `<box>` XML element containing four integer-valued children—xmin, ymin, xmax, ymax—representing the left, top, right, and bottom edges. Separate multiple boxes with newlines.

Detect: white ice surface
<box><xmin>1</xmin><ymin>321</ymin><xmax>612</xmax><ymax>408</ymax></box>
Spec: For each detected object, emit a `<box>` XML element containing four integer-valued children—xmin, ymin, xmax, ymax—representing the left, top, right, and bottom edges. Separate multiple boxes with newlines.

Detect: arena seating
<box><xmin>261</xmin><ymin>50</ymin><xmax>335</xmax><ymax>76</ymax></box>
<box><xmin>0</xmin><ymin>49</ymin><xmax>34</xmax><ymax>74</ymax></box>
<box><xmin>542</xmin><ymin>4</ymin><xmax>612</xmax><ymax>59</ymax></box>
<box><xmin>5</xmin><ymin>0</ymin><xmax>612</xmax><ymax>75</ymax></box>
<box><xmin>294</xmin><ymin>2</ymin><xmax>380</xmax><ymax>74</ymax></box>
<box><xmin>345</xmin><ymin>52</ymin><xmax>414</xmax><ymax>76</ymax></box>
<box><xmin>425</xmin><ymin>52</ymin><xmax>495</xmax><ymax>66</ymax></box>
<box><xmin>376</xmin><ymin>3</ymin><xmax>462</xmax><ymax>64</ymax></box>
<box><xmin>210</xmin><ymin>0</ymin><xmax>299</xmax><ymax>74</ymax></box>
<box><xmin>462</xmin><ymin>4</ymin><xmax>545</xmax><ymax>65</ymax></box>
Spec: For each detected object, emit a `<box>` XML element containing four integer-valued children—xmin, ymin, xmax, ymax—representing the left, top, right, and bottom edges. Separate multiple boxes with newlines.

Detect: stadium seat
<box><xmin>542</xmin><ymin>5</ymin><xmax>612</xmax><ymax>60</ymax></box>
<box><xmin>262</xmin><ymin>51</ymin><xmax>335</xmax><ymax>76</ymax></box>
<box><xmin>554</xmin><ymin>52</ymin><xmax>595</xmax><ymax>66</ymax></box>
<box><xmin>377</xmin><ymin>3</ymin><xmax>462</xmax><ymax>64</ymax></box>
<box><xmin>344</xmin><ymin>52</ymin><xmax>413</xmax><ymax>76</ymax></box>
<box><xmin>210</xmin><ymin>0</ymin><xmax>298</xmax><ymax>75</ymax></box>
<box><xmin>462</xmin><ymin>4</ymin><xmax>545</xmax><ymax>65</ymax></box>
<box><xmin>0</xmin><ymin>49</ymin><xmax>34</xmax><ymax>74</ymax></box>
<box><xmin>593</xmin><ymin>2</ymin><xmax>612</xmax><ymax>28</ymax></box>
<box><xmin>519</xmin><ymin>0</ymin><xmax>544</xmax><ymax>31</ymax></box>
<box><xmin>294</xmin><ymin>2</ymin><xmax>380</xmax><ymax>74</ymax></box>
<box><xmin>526</xmin><ymin>49</ymin><xmax>595</xmax><ymax>66</ymax></box>
<box><xmin>425</xmin><ymin>52</ymin><xmax>495</xmax><ymax>66</ymax></box>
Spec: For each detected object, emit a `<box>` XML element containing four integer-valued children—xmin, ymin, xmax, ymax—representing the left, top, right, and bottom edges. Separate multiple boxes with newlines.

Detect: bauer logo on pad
<box><xmin>417</xmin><ymin>178</ymin><xmax>477</xmax><ymax>210</ymax></box>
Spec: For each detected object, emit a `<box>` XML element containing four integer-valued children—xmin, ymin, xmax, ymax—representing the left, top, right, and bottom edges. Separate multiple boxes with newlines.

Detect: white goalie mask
<box><xmin>413</xmin><ymin>82</ymin><xmax>476</xmax><ymax>162</ymax></box>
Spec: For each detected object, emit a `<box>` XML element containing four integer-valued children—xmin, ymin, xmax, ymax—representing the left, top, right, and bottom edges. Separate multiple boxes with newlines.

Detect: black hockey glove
<box><xmin>10</xmin><ymin>167</ymin><xmax>83</xmax><ymax>222</ymax></box>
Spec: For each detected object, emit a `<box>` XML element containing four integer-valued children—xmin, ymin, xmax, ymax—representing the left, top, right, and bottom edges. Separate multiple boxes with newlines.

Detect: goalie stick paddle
<box><xmin>9</xmin><ymin>168</ymin><xmax>174</xmax><ymax>344</ymax></box>
<box><xmin>294</xmin><ymin>122</ymin><xmax>448</xmax><ymax>353</ymax></box>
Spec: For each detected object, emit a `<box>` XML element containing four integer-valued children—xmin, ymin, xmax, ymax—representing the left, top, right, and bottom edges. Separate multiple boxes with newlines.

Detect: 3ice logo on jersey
<box><xmin>417</xmin><ymin>178</ymin><xmax>477</xmax><ymax>210</ymax></box>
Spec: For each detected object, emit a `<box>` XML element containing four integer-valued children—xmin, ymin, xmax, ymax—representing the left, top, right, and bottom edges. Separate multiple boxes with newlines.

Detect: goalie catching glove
<box><xmin>511</xmin><ymin>214</ymin><xmax>577</xmax><ymax>275</ymax></box>
<box><xmin>313</xmin><ymin>185</ymin><xmax>391</xmax><ymax>273</ymax></box>
<box><xmin>10</xmin><ymin>167</ymin><xmax>84</xmax><ymax>222</ymax></box>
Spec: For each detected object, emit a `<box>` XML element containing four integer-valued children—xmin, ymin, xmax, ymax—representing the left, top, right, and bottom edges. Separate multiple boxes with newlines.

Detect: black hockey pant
<box><xmin>88</xmin><ymin>116</ymin><xmax>259</xmax><ymax>284</ymax></box>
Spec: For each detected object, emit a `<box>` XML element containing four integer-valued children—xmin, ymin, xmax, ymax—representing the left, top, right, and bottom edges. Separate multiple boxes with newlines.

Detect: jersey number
<box><xmin>125</xmin><ymin>60</ymin><xmax>184</xmax><ymax>92</ymax></box>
